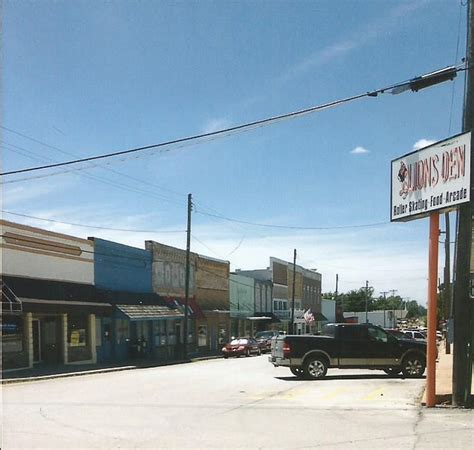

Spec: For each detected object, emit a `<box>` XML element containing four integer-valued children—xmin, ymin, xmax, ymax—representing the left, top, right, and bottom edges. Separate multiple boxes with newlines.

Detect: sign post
<box><xmin>391</xmin><ymin>132</ymin><xmax>471</xmax><ymax>407</ymax></box>
<box><xmin>426</xmin><ymin>212</ymin><xmax>439</xmax><ymax>407</ymax></box>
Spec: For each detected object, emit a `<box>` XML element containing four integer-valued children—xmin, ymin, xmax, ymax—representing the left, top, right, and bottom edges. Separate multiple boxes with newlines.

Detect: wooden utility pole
<box><xmin>453</xmin><ymin>0</ymin><xmax>474</xmax><ymax>407</ymax></box>
<box><xmin>380</xmin><ymin>291</ymin><xmax>389</xmax><ymax>327</ymax></box>
<box><xmin>365</xmin><ymin>280</ymin><xmax>369</xmax><ymax>323</ymax></box>
<box><xmin>183</xmin><ymin>193</ymin><xmax>192</xmax><ymax>360</ymax></box>
<box><xmin>290</xmin><ymin>249</ymin><xmax>297</xmax><ymax>334</ymax></box>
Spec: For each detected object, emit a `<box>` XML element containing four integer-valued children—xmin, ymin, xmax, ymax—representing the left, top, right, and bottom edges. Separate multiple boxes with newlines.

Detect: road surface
<box><xmin>2</xmin><ymin>355</ymin><xmax>473</xmax><ymax>448</ymax></box>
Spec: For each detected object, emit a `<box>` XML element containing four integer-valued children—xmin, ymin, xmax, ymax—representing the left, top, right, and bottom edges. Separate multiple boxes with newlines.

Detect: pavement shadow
<box><xmin>276</xmin><ymin>374</ymin><xmax>427</xmax><ymax>381</ymax></box>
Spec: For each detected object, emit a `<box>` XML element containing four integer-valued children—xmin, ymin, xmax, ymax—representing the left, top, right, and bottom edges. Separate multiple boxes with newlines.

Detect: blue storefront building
<box><xmin>91</xmin><ymin>238</ymin><xmax>184</xmax><ymax>363</ymax></box>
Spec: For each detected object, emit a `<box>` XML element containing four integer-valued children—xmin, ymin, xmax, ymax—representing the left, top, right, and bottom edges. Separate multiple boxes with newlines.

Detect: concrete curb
<box><xmin>2</xmin><ymin>355</ymin><xmax>223</xmax><ymax>384</ymax></box>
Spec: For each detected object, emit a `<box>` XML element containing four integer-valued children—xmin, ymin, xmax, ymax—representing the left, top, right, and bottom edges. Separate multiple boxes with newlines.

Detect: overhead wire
<box><xmin>1</xmin><ymin>139</ymin><xmax>186</xmax><ymax>207</ymax></box>
<box><xmin>1</xmin><ymin>126</ymin><xmax>186</xmax><ymax>199</ymax></box>
<box><xmin>194</xmin><ymin>209</ymin><xmax>390</xmax><ymax>230</ymax></box>
<box><xmin>1</xmin><ymin>64</ymin><xmax>466</xmax><ymax>178</ymax></box>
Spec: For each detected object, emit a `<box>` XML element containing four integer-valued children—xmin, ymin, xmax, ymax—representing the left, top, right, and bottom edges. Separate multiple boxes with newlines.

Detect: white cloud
<box><xmin>280</xmin><ymin>1</ymin><xmax>429</xmax><ymax>83</ymax></box>
<box><xmin>201</xmin><ymin>118</ymin><xmax>232</xmax><ymax>134</ymax></box>
<box><xmin>412</xmin><ymin>139</ymin><xmax>436</xmax><ymax>151</ymax></box>
<box><xmin>350</xmin><ymin>146</ymin><xmax>370</xmax><ymax>155</ymax></box>
<box><xmin>1</xmin><ymin>177</ymin><xmax>76</xmax><ymax>208</ymax></box>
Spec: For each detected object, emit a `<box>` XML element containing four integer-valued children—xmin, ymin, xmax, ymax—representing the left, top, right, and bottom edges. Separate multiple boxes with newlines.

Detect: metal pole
<box><xmin>183</xmin><ymin>193</ymin><xmax>192</xmax><ymax>360</ymax></box>
<box><xmin>365</xmin><ymin>280</ymin><xmax>369</xmax><ymax>323</ymax></box>
<box><xmin>453</xmin><ymin>0</ymin><xmax>474</xmax><ymax>407</ymax></box>
<box><xmin>444</xmin><ymin>212</ymin><xmax>451</xmax><ymax>354</ymax></box>
<box><xmin>290</xmin><ymin>249</ymin><xmax>297</xmax><ymax>334</ymax></box>
<box><xmin>426</xmin><ymin>212</ymin><xmax>440</xmax><ymax>407</ymax></box>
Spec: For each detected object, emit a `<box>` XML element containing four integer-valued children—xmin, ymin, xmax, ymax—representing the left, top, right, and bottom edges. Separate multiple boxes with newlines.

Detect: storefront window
<box><xmin>2</xmin><ymin>316</ymin><xmax>24</xmax><ymax>352</ymax></box>
<box><xmin>67</xmin><ymin>315</ymin><xmax>88</xmax><ymax>347</ymax></box>
<box><xmin>218</xmin><ymin>324</ymin><xmax>227</xmax><ymax>345</ymax></box>
<box><xmin>167</xmin><ymin>319</ymin><xmax>176</xmax><ymax>345</ymax></box>
<box><xmin>198</xmin><ymin>324</ymin><xmax>207</xmax><ymax>347</ymax></box>
<box><xmin>116</xmin><ymin>319</ymin><xmax>130</xmax><ymax>344</ymax></box>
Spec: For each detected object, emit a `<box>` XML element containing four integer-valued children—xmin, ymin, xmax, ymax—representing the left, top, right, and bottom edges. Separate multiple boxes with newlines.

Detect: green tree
<box><xmin>340</xmin><ymin>287</ymin><xmax>374</xmax><ymax>312</ymax></box>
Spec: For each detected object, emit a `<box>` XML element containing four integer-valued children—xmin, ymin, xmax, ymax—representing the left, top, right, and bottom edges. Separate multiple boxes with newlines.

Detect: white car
<box><xmin>403</xmin><ymin>330</ymin><xmax>427</xmax><ymax>342</ymax></box>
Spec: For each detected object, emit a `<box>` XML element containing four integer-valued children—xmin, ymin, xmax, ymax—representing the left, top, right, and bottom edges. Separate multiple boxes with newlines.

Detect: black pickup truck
<box><xmin>269</xmin><ymin>323</ymin><xmax>427</xmax><ymax>379</ymax></box>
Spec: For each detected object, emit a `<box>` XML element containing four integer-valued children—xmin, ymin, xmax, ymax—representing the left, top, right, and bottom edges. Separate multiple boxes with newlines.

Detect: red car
<box><xmin>222</xmin><ymin>338</ymin><xmax>261</xmax><ymax>358</ymax></box>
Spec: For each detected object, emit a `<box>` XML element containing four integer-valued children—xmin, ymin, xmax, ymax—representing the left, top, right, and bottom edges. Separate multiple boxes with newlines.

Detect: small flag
<box><xmin>304</xmin><ymin>309</ymin><xmax>315</xmax><ymax>324</ymax></box>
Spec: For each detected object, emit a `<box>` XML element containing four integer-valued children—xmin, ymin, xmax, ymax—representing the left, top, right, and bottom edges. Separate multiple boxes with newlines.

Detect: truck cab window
<box><xmin>368</xmin><ymin>327</ymin><xmax>388</xmax><ymax>343</ymax></box>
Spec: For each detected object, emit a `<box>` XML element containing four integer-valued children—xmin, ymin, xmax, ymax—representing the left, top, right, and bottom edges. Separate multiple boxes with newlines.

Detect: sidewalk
<box><xmin>421</xmin><ymin>343</ymin><xmax>473</xmax><ymax>406</ymax></box>
<box><xmin>1</xmin><ymin>354</ymin><xmax>222</xmax><ymax>384</ymax></box>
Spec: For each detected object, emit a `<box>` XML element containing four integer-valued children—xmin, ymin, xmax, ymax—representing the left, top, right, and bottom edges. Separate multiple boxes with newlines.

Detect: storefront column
<box><xmin>89</xmin><ymin>314</ymin><xmax>97</xmax><ymax>364</ymax></box>
<box><xmin>26</xmin><ymin>312</ymin><xmax>33</xmax><ymax>368</ymax></box>
<box><xmin>61</xmin><ymin>314</ymin><xmax>68</xmax><ymax>363</ymax></box>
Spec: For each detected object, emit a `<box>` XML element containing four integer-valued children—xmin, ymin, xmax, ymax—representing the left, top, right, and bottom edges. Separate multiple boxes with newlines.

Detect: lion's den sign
<box><xmin>391</xmin><ymin>132</ymin><xmax>471</xmax><ymax>222</ymax></box>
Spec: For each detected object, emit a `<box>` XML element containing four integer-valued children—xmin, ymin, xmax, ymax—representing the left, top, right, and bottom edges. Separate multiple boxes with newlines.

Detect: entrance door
<box><xmin>97</xmin><ymin>318</ymin><xmax>113</xmax><ymax>363</ymax></box>
<box><xmin>32</xmin><ymin>319</ymin><xmax>41</xmax><ymax>363</ymax></box>
<box><xmin>175</xmin><ymin>322</ymin><xmax>182</xmax><ymax>356</ymax></box>
<box><xmin>42</xmin><ymin>317</ymin><xmax>60</xmax><ymax>364</ymax></box>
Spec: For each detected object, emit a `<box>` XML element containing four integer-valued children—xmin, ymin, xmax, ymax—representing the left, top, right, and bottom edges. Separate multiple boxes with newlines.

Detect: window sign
<box><xmin>68</xmin><ymin>315</ymin><xmax>88</xmax><ymax>347</ymax></box>
<box><xmin>2</xmin><ymin>316</ymin><xmax>23</xmax><ymax>352</ymax></box>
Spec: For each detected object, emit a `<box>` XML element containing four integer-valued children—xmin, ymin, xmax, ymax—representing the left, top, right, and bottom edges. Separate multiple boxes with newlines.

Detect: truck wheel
<box><xmin>402</xmin><ymin>354</ymin><xmax>426</xmax><ymax>378</ymax></box>
<box><xmin>303</xmin><ymin>356</ymin><xmax>328</xmax><ymax>380</ymax></box>
<box><xmin>290</xmin><ymin>367</ymin><xmax>304</xmax><ymax>378</ymax></box>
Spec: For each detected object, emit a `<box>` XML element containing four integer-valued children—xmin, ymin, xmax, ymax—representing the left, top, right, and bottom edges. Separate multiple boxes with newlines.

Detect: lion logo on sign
<box><xmin>398</xmin><ymin>161</ymin><xmax>409</xmax><ymax>199</ymax></box>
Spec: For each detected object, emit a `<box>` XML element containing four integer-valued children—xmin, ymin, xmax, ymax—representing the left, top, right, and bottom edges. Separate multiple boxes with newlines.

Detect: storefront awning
<box><xmin>116</xmin><ymin>304</ymin><xmax>183</xmax><ymax>321</ymax></box>
<box><xmin>20</xmin><ymin>298</ymin><xmax>113</xmax><ymax>315</ymax></box>
<box><xmin>247</xmin><ymin>313</ymin><xmax>281</xmax><ymax>323</ymax></box>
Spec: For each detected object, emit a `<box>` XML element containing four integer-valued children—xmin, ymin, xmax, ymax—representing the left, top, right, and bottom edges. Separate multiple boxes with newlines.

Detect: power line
<box><xmin>1</xmin><ymin>139</ymin><xmax>186</xmax><ymax>206</ymax></box>
<box><xmin>1</xmin><ymin>126</ymin><xmax>186</xmax><ymax>199</ymax></box>
<box><xmin>1</xmin><ymin>210</ymin><xmax>185</xmax><ymax>234</ymax></box>
<box><xmin>195</xmin><ymin>209</ymin><xmax>390</xmax><ymax>230</ymax></box>
<box><xmin>1</xmin><ymin>64</ymin><xmax>464</xmax><ymax>177</ymax></box>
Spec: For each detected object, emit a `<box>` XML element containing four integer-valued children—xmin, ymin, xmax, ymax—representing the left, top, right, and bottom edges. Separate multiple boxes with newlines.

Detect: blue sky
<box><xmin>1</xmin><ymin>0</ymin><xmax>467</xmax><ymax>304</ymax></box>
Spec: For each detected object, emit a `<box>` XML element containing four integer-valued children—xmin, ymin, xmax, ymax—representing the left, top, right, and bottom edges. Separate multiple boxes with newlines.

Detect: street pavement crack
<box><xmin>411</xmin><ymin>406</ymin><xmax>424</xmax><ymax>450</ymax></box>
<box><xmin>218</xmin><ymin>381</ymin><xmax>309</xmax><ymax>415</ymax></box>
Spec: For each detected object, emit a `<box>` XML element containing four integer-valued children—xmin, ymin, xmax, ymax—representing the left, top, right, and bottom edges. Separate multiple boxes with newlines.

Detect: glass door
<box><xmin>32</xmin><ymin>319</ymin><xmax>41</xmax><ymax>363</ymax></box>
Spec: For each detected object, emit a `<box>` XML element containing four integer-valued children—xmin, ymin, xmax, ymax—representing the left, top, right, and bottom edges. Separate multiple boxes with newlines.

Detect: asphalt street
<box><xmin>1</xmin><ymin>355</ymin><xmax>473</xmax><ymax>449</ymax></box>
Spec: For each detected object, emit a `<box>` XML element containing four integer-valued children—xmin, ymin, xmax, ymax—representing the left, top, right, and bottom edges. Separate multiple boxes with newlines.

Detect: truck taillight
<box><xmin>283</xmin><ymin>341</ymin><xmax>291</xmax><ymax>357</ymax></box>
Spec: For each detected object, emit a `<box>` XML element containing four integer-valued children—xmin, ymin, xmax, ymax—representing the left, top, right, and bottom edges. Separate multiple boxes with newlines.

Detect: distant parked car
<box><xmin>222</xmin><ymin>338</ymin><xmax>261</xmax><ymax>358</ymax></box>
<box><xmin>254</xmin><ymin>330</ymin><xmax>281</xmax><ymax>353</ymax></box>
<box><xmin>403</xmin><ymin>330</ymin><xmax>427</xmax><ymax>342</ymax></box>
<box><xmin>385</xmin><ymin>329</ymin><xmax>412</xmax><ymax>340</ymax></box>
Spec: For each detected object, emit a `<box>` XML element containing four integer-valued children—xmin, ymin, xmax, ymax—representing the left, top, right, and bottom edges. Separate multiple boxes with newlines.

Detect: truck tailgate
<box><xmin>271</xmin><ymin>336</ymin><xmax>285</xmax><ymax>358</ymax></box>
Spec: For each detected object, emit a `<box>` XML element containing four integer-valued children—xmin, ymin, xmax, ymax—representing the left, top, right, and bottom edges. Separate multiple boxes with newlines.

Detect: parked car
<box><xmin>222</xmin><ymin>338</ymin><xmax>261</xmax><ymax>358</ymax></box>
<box><xmin>254</xmin><ymin>330</ymin><xmax>281</xmax><ymax>353</ymax></box>
<box><xmin>269</xmin><ymin>323</ymin><xmax>427</xmax><ymax>379</ymax></box>
<box><xmin>402</xmin><ymin>330</ymin><xmax>427</xmax><ymax>342</ymax></box>
<box><xmin>385</xmin><ymin>328</ymin><xmax>413</xmax><ymax>339</ymax></box>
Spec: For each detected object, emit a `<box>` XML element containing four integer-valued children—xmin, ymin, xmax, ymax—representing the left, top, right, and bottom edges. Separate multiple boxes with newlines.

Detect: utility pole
<box><xmin>290</xmin><ymin>249</ymin><xmax>297</xmax><ymax>334</ymax></box>
<box><xmin>389</xmin><ymin>289</ymin><xmax>399</xmax><ymax>321</ymax></box>
<box><xmin>365</xmin><ymin>280</ymin><xmax>369</xmax><ymax>323</ymax></box>
<box><xmin>183</xmin><ymin>193</ymin><xmax>192</xmax><ymax>360</ymax></box>
<box><xmin>453</xmin><ymin>0</ymin><xmax>474</xmax><ymax>407</ymax></box>
<box><xmin>335</xmin><ymin>274</ymin><xmax>340</xmax><ymax>321</ymax></box>
<box><xmin>380</xmin><ymin>291</ymin><xmax>389</xmax><ymax>327</ymax></box>
<box><xmin>444</xmin><ymin>212</ymin><xmax>451</xmax><ymax>354</ymax></box>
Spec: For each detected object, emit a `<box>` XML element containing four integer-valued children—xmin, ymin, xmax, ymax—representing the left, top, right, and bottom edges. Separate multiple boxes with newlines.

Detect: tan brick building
<box><xmin>195</xmin><ymin>255</ymin><xmax>230</xmax><ymax>354</ymax></box>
